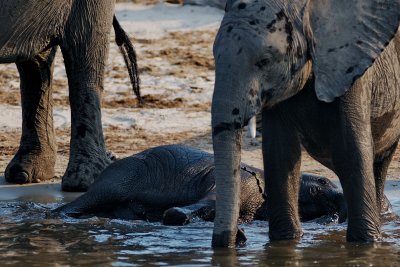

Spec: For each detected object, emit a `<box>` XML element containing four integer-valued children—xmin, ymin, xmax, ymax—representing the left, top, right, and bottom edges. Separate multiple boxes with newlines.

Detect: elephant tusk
<box><xmin>248</xmin><ymin>116</ymin><xmax>257</xmax><ymax>138</ymax></box>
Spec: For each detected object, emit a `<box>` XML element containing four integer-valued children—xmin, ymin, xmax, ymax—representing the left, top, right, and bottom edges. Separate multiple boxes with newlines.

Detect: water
<box><xmin>0</xmin><ymin>182</ymin><xmax>399</xmax><ymax>266</ymax></box>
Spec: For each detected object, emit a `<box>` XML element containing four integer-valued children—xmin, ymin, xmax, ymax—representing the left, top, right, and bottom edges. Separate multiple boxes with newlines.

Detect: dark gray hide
<box><xmin>54</xmin><ymin>145</ymin><xmax>348</xmax><ymax>225</ymax></box>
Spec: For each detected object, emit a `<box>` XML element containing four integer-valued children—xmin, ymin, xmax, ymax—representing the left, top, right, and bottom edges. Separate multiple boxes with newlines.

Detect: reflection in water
<box><xmin>0</xmin><ymin>195</ymin><xmax>399</xmax><ymax>266</ymax></box>
<box><xmin>262</xmin><ymin>240</ymin><xmax>303</xmax><ymax>266</ymax></box>
<box><xmin>212</xmin><ymin>248</ymin><xmax>240</xmax><ymax>266</ymax></box>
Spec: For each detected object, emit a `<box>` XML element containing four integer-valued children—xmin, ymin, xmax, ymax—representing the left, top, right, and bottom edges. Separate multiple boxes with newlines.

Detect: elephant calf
<box><xmin>54</xmin><ymin>145</ymin><xmax>349</xmax><ymax>229</ymax></box>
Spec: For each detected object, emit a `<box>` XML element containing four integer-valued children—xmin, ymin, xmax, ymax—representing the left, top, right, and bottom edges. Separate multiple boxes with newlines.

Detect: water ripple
<box><xmin>0</xmin><ymin>197</ymin><xmax>399</xmax><ymax>266</ymax></box>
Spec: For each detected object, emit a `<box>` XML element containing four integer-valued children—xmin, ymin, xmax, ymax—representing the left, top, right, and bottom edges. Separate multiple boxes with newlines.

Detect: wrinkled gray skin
<box><xmin>211</xmin><ymin>0</ymin><xmax>400</xmax><ymax>246</ymax></box>
<box><xmin>54</xmin><ymin>145</ymin><xmax>349</xmax><ymax>232</ymax></box>
<box><xmin>0</xmin><ymin>1</ymin><xmax>140</xmax><ymax>192</ymax></box>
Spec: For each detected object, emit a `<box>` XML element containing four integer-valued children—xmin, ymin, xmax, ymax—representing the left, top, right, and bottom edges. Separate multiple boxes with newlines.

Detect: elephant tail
<box><xmin>113</xmin><ymin>15</ymin><xmax>142</xmax><ymax>105</ymax></box>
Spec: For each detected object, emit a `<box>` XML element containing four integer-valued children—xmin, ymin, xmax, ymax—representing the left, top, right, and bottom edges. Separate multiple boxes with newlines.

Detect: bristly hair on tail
<box><xmin>113</xmin><ymin>15</ymin><xmax>142</xmax><ymax>105</ymax></box>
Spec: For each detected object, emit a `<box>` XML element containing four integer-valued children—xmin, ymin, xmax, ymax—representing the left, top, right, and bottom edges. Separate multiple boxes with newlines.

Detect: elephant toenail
<box><xmin>32</xmin><ymin>178</ymin><xmax>41</xmax><ymax>183</ymax></box>
<box><xmin>14</xmin><ymin>171</ymin><xmax>30</xmax><ymax>184</ymax></box>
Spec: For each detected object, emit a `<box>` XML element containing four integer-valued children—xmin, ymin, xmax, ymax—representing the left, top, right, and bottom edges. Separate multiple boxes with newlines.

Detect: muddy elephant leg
<box><xmin>60</xmin><ymin>57</ymin><xmax>112</xmax><ymax>191</ymax></box>
<box><xmin>5</xmin><ymin>47</ymin><xmax>57</xmax><ymax>183</ymax></box>
<box><xmin>163</xmin><ymin>200</ymin><xmax>216</xmax><ymax>225</ymax></box>
<box><xmin>331</xmin><ymin>89</ymin><xmax>381</xmax><ymax>242</ymax></box>
<box><xmin>262</xmin><ymin>107</ymin><xmax>302</xmax><ymax>241</ymax></box>
<box><xmin>373</xmin><ymin>141</ymin><xmax>397</xmax><ymax>217</ymax></box>
<box><xmin>60</xmin><ymin>7</ymin><xmax>114</xmax><ymax>192</ymax></box>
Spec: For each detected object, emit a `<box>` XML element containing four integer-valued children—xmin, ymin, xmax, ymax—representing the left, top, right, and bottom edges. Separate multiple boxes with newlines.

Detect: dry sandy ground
<box><xmin>0</xmin><ymin>1</ymin><xmax>400</xmax><ymax>187</ymax></box>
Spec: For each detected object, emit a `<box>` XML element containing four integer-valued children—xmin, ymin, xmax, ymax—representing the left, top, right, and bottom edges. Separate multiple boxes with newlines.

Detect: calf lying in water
<box><xmin>54</xmin><ymin>145</ymin><xmax>351</xmax><ymax>226</ymax></box>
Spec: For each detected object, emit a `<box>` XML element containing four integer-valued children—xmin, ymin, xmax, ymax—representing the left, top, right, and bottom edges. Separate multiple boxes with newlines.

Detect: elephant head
<box><xmin>211</xmin><ymin>0</ymin><xmax>399</xmax><ymax>247</ymax></box>
<box><xmin>298</xmin><ymin>174</ymin><xmax>347</xmax><ymax>223</ymax></box>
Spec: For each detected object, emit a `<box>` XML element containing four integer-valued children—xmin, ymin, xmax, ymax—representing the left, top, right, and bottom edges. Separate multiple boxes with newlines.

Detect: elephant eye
<box><xmin>318</xmin><ymin>178</ymin><xmax>328</xmax><ymax>185</ymax></box>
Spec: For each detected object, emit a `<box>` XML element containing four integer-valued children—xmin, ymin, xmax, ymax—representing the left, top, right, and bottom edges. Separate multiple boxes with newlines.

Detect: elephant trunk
<box><xmin>53</xmin><ymin>193</ymin><xmax>92</xmax><ymax>217</ymax></box>
<box><xmin>211</xmin><ymin>98</ymin><xmax>245</xmax><ymax>248</ymax></box>
<box><xmin>211</xmin><ymin>36</ymin><xmax>260</xmax><ymax>246</ymax></box>
<box><xmin>53</xmin><ymin>186</ymin><xmax>108</xmax><ymax>217</ymax></box>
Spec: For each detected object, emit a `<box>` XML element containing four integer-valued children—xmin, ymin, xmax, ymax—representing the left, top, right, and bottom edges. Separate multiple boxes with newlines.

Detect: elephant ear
<box><xmin>306</xmin><ymin>0</ymin><xmax>400</xmax><ymax>102</ymax></box>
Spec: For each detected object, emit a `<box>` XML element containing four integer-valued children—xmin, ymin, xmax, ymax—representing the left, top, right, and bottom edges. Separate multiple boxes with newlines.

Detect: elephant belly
<box><xmin>296</xmin><ymin>31</ymin><xmax>400</xmax><ymax>166</ymax></box>
<box><xmin>299</xmin><ymin>104</ymin><xmax>400</xmax><ymax>170</ymax></box>
<box><xmin>121</xmin><ymin>165</ymin><xmax>215</xmax><ymax>210</ymax></box>
<box><xmin>299</xmin><ymin>137</ymin><xmax>335</xmax><ymax>170</ymax></box>
<box><xmin>133</xmin><ymin>184</ymin><xmax>213</xmax><ymax>209</ymax></box>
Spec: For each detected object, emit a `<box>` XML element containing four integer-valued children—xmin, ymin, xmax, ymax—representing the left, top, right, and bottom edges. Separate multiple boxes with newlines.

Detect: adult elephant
<box><xmin>0</xmin><ymin>1</ymin><xmax>140</xmax><ymax>191</ymax></box>
<box><xmin>211</xmin><ymin>0</ymin><xmax>400</xmax><ymax>247</ymax></box>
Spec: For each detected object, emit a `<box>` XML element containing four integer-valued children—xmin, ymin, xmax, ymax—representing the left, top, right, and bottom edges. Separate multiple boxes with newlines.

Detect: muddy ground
<box><xmin>1</xmin><ymin>2</ymin><xmax>400</xmax><ymax>184</ymax></box>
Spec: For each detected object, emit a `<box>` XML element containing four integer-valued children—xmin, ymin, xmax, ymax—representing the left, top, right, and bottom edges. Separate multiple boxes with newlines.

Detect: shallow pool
<box><xmin>0</xmin><ymin>180</ymin><xmax>399</xmax><ymax>266</ymax></box>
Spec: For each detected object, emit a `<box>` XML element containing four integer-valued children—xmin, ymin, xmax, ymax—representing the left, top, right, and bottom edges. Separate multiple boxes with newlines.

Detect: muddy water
<box><xmin>0</xmin><ymin>181</ymin><xmax>399</xmax><ymax>266</ymax></box>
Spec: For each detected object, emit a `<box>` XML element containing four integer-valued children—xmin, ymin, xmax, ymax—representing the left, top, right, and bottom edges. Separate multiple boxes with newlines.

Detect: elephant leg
<box><xmin>331</xmin><ymin>90</ymin><xmax>381</xmax><ymax>242</ymax></box>
<box><xmin>5</xmin><ymin>47</ymin><xmax>57</xmax><ymax>183</ymax></box>
<box><xmin>262</xmin><ymin>107</ymin><xmax>302</xmax><ymax>241</ymax></box>
<box><xmin>163</xmin><ymin>200</ymin><xmax>216</xmax><ymax>225</ymax></box>
<box><xmin>60</xmin><ymin>63</ymin><xmax>112</xmax><ymax>191</ymax></box>
<box><xmin>60</xmin><ymin>8</ymin><xmax>114</xmax><ymax>192</ymax></box>
<box><xmin>373</xmin><ymin>141</ymin><xmax>398</xmax><ymax>217</ymax></box>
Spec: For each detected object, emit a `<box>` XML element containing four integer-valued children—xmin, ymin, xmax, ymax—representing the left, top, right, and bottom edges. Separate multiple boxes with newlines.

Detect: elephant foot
<box><xmin>236</xmin><ymin>228</ymin><xmax>247</xmax><ymax>247</ymax></box>
<box><xmin>380</xmin><ymin>195</ymin><xmax>398</xmax><ymax>222</ymax></box>
<box><xmin>61</xmin><ymin>151</ymin><xmax>113</xmax><ymax>192</ymax></box>
<box><xmin>163</xmin><ymin>207</ymin><xmax>191</xmax><ymax>225</ymax></box>
<box><xmin>346</xmin><ymin>231</ymin><xmax>382</xmax><ymax>242</ymax></box>
<box><xmin>269</xmin><ymin>228</ymin><xmax>303</xmax><ymax>241</ymax></box>
<box><xmin>106</xmin><ymin>150</ymin><xmax>119</xmax><ymax>162</ymax></box>
<box><xmin>346</xmin><ymin>223</ymin><xmax>381</xmax><ymax>242</ymax></box>
<box><xmin>5</xmin><ymin>149</ymin><xmax>56</xmax><ymax>184</ymax></box>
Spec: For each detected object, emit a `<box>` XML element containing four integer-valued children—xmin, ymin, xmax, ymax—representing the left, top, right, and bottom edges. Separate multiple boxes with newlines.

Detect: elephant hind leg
<box><xmin>374</xmin><ymin>141</ymin><xmax>398</xmax><ymax>220</ymax></box>
<box><xmin>59</xmin><ymin>8</ymin><xmax>114</xmax><ymax>192</ymax></box>
<box><xmin>163</xmin><ymin>200</ymin><xmax>216</xmax><ymax>226</ymax></box>
<box><xmin>262</xmin><ymin>107</ymin><xmax>303</xmax><ymax>241</ymax></box>
<box><xmin>5</xmin><ymin>47</ymin><xmax>57</xmax><ymax>184</ymax></box>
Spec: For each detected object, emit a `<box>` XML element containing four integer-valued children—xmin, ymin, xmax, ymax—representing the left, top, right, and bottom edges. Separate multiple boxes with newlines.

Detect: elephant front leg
<box><xmin>5</xmin><ymin>47</ymin><xmax>58</xmax><ymax>184</ymax></box>
<box><xmin>262</xmin><ymin>107</ymin><xmax>302</xmax><ymax>241</ymax></box>
<box><xmin>333</xmin><ymin>145</ymin><xmax>381</xmax><ymax>241</ymax></box>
